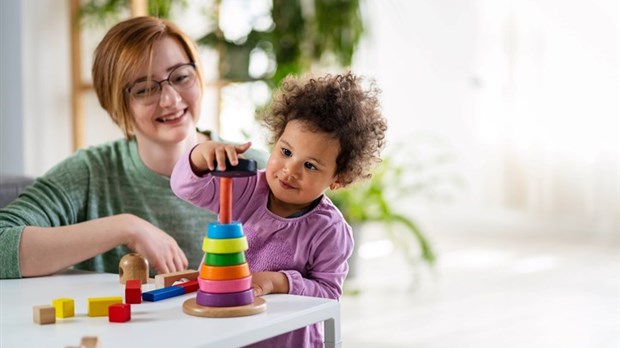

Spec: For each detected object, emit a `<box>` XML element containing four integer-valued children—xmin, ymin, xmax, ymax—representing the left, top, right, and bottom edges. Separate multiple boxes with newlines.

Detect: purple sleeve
<box><xmin>170</xmin><ymin>147</ymin><xmax>220</xmax><ymax>212</ymax></box>
<box><xmin>282</xmin><ymin>220</ymin><xmax>353</xmax><ymax>300</ymax></box>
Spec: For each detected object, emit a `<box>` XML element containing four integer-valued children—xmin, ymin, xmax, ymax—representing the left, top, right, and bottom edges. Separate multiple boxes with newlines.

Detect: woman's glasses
<box><xmin>127</xmin><ymin>63</ymin><xmax>197</xmax><ymax>105</ymax></box>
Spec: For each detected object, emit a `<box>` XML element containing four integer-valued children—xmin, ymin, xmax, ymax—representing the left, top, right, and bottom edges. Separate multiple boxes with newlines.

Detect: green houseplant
<box><xmin>197</xmin><ymin>0</ymin><xmax>364</xmax><ymax>87</ymax></box>
<box><xmin>328</xmin><ymin>154</ymin><xmax>436</xmax><ymax>277</ymax></box>
<box><xmin>328</xmin><ymin>136</ymin><xmax>463</xmax><ymax>280</ymax></box>
<box><xmin>79</xmin><ymin>0</ymin><xmax>364</xmax><ymax>90</ymax></box>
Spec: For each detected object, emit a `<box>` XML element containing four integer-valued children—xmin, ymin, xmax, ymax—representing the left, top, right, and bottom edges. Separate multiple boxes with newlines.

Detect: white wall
<box><xmin>22</xmin><ymin>1</ymin><xmax>121</xmax><ymax>177</ymax></box>
<box><xmin>1</xmin><ymin>0</ymin><xmax>24</xmax><ymax>175</ymax></box>
<box><xmin>354</xmin><ymin>0</ymin><xmax>619</xmax><ymax>240</ymax></box>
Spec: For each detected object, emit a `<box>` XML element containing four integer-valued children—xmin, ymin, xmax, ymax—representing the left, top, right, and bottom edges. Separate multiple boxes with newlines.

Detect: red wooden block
<box><xmin>108</xmin><ymin>303</ymin><xmax>131</xmax><ymax>323</ymax></box>
<box><xmin>175</xmin><ymin>279</ymin><xmax>199</xmax><ymax>294</ymax></box>
<box><xmin>125</xmin><ymin>279</ymin><xmax>142</xmax><ymax>304</ymax></box>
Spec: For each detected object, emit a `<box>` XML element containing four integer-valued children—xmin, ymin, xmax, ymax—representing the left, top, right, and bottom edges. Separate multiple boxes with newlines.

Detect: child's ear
<box><xmin>329</xmin><ymin>179</ymin><xmax>342</xmax><ymax>191</ymax></box>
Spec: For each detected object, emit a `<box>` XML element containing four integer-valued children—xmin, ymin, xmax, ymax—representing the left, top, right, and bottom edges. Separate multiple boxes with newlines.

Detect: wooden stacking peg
<box><xmin>212</xmin><ymin>158</ymin><xmax>257</xmax><ymax>224</ymax></box>
<box><xmin>183</xmin><ymin>157</ymin><xmax>266</xmax><ymax>318</ymax></box>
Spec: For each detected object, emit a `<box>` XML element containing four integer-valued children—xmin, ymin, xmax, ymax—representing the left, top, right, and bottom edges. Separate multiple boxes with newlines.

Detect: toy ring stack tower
<box><xmin>183</xmin><ymin>158</ymin><xmax>267</xmax><ymax>318</ymax></box>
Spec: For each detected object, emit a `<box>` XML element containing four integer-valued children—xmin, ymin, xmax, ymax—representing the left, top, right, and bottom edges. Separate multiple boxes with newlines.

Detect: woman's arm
<box><xmin>1</xmin><ymin>144</ymin><xmax>190</xmax><ymax>279</ymax></box>
<box><xmin>19</xmin><ymin>214</ymin><xmax>187</xmax><ymax>277</ymax></box>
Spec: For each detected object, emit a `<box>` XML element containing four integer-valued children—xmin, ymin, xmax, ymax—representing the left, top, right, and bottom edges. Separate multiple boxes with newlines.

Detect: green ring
<box><xmin>204</xmin><ymin>252</ymin><xmax>246</xmax><ymax>266</ymax></box>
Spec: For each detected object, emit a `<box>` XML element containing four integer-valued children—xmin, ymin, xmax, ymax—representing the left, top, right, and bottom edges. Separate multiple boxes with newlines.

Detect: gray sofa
<box><xmin>0</xmin><ymin>174</ymin><xmax>34</xmax><ymax>208</ymax></box>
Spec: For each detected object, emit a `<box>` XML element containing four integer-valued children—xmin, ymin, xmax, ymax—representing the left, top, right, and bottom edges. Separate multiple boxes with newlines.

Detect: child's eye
<box><xmin>304</xmin><ymin>162</ymin><xmax>318</xmax><ymax>171</ymax></box>
<box><xmin>281</xmin><ymin>148</ymin><xmax>292</xmax><ymax>157</ymax></box>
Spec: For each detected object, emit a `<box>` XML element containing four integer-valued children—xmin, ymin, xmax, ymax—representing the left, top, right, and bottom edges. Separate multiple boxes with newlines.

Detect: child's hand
<box><xmin>189</xmin><ymin>141</ymin><xmax>252</xmax><ymax>174</ymax></box>
<box><xmin>251</xmin><ymin>271</ymin><xmax>290</xmax><ymax>296</ymax></box>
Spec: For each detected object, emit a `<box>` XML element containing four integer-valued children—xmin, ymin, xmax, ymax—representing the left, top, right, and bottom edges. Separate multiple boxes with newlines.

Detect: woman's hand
<box><xmin>189</xmin><ymin>141</ymin><xmax>252</xmax><ymax>174</ymax></box>
<box><xmin>19</xmin><ymin>214</ymin><xmax>187</xmax><ymax>277</ymax></box>
<box><xmin>251</xmin><ymin>271</ymin><xmax>290</xmax><ymax>296</ymax></box>
<box><xmin>123</xmin><ymin>214</ymin><xmax>188</xmax><ymax>274</ymax></box>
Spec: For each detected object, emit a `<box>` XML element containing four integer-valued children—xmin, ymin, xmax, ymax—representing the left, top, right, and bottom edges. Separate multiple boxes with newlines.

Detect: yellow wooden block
<box><xmin>52</xmin><ymin>297</ymin><xmax>75</xmax><ymax>318</ymax></box>
<box><xmin>33</xmin><ymin>305</ymin><xmax>56</xmax><ymax>325</ymax></box>
<box><xmin>87</xmin><ymin>296</ymin><xmax>122</xmax><ymax>317</ymax></box>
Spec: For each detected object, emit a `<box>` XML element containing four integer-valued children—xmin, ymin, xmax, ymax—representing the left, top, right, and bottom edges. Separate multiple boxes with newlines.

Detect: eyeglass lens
<box><xmin>129</xmin><ymin>64</ymin><xmax>196</xmax><ymax>104</ymax></box>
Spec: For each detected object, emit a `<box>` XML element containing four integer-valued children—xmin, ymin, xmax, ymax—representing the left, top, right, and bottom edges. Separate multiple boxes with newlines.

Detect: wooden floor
<box><xmin>340</xmin><ymin>224</ymin><xmax>620</xmax><ymax>348</ymax></box>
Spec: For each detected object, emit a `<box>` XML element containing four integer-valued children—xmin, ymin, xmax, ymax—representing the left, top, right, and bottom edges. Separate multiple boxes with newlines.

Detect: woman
<box><xmin>0</xmin><ymin>16</ymin><xmax>265</xmax><ymax>279</ymax></box>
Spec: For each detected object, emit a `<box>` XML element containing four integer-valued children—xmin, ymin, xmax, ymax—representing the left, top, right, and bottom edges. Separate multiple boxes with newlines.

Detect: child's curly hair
<box><xmin>262</xmin><ymin>72</ymin><xmax>388</xmax><ymax>187</ymax></box>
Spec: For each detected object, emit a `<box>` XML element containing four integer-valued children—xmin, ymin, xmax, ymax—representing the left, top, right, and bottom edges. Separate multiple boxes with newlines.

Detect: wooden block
<box><xmin>125</xmin><ymin>279</ymin><xmax>142</xmax><ymax>304</ymax></box>
<box><xmin>87</xmin><ymin>296</ymin><xmax>122</xmax><ymax>317</ymax></box>
<box><xmin>80</xmin><ymin>336</ymin><xmax>101</xmax><ymax>348</ymax></box>
<box><xmin>142</xmin><ymin>286</ymin><xmax>185</xmax><ymax>302</ymax></box>
<box><xmin>176</xmin><ymin>279</ymin><xmax>199</xmax><ymax>293</ymax></box>
<box><xmin>33</xmin><ymin>305</ymin><xmax>55</xmax><ymax>325</ymax></box>
<box><xmin>108</xmin><ymin>303</ymin><xmax>131</xmax><ymax>323</ymax></box>
<box><xmin>154</xmin><ymin>269</ymin><xmax>198</xmax><ymax>289</ymax></box>
<box><xmin>52</xmin><ymin>297</ymin><xmax>75</xmax><ymax>318</ymax></box>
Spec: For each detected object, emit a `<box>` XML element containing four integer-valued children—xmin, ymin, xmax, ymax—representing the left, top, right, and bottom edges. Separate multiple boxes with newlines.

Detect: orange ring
<box><xmin>200</xmin><ymin>263</ymin><xmax>250</xmax><ymax>281</ymax></box>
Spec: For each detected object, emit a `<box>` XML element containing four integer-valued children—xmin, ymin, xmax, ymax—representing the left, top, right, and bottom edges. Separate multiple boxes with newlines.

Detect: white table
<box><xmin>0</xmin><ymin>271</ymin><xmax>341</xmax><ymax>347</ymax></box>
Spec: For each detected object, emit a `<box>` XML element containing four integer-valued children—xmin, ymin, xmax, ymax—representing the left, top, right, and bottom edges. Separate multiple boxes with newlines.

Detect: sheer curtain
<box><xmin>356</xmin><ymin>0</ymin><xmax>619</xmax><ymax>240</ymax></box>
<box><xmin>473</xmin><ymin>0</ymin><xmax>619</xmax><ymax>239</ymax></box>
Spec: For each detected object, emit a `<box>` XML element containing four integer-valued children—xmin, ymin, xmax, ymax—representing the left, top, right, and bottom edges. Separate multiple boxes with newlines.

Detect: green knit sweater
<box><xmin>0</xmin><ymin>136</ymin><xmax>266</xmax><ymax>278</ymax></box>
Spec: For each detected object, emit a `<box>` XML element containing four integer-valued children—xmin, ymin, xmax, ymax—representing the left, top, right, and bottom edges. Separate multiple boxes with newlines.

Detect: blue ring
<box><xmin>206</xmin><ymin>221</ymin><xmax>245</xmax><ymax>239</ymax></box>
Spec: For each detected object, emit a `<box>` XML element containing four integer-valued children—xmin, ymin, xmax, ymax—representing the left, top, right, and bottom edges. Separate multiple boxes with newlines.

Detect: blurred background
<box><xmin>1</xmin><ymin>0</ymin><xmax>618</xmax><ymax>347</ymax></box>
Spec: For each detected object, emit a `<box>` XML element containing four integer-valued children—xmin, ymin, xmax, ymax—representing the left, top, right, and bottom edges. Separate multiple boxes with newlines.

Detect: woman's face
<box><xmin>127</xmin><ymin>36</ymin><xmax>201</xmax><ymax>146</ymax></box>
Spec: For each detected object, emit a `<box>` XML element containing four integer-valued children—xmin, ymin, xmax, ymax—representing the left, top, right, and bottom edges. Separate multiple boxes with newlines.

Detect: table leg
<box><xmin>323</xmin><ymin>305</ymin><xmax>342</xmax><ymax>348</ymax></box>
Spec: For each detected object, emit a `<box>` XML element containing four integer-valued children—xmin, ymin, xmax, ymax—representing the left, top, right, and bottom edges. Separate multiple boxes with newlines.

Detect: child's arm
<box><xmin>251</xmin><ymin>271</ymin><xmax>290</xmax><ymax>296</ymax></box>
<box><xmin>251</xmin><ymin>220</ymin><xmax>354</xmax><ymax>300</ymax></box>
<box><xmin>171</xmin><ymin>140</ymin><xmax>252</xmax><ymax>210</ymax></box>
<box><xmin>283</xmin><ymin>223</ymin><xmax>352</xmax><ymax>300</ymax></box>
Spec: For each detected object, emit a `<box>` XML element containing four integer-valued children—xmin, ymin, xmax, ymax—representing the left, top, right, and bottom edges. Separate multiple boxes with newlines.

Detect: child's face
<box><xmin>266</xmin><ymin>120</ymin><xmax>341</xmax><ymax>213</ymax></box>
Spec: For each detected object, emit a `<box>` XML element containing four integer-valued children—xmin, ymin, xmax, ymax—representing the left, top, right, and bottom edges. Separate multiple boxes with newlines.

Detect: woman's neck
<box><xmin>136</xmin><ymin>131</ymin><xmax>209</xmax><ymax>176</ymax></box>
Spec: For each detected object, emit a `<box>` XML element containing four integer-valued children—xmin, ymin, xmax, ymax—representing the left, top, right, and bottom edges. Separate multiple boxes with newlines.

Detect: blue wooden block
<box><xmin>142</xmin><ymin>285</ymin><xmax>185</xmax><ymax>302</ymax></box>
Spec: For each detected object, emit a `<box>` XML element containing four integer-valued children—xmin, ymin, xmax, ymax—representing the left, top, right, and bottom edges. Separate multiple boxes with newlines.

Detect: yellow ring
<box><xmin>202</xmin><ymin>236</ymin><xmax>248</xmax><ymax>254</ymax></box>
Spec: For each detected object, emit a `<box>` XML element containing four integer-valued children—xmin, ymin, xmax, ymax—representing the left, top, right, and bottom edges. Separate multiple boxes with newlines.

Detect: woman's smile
<box><xmin>157</xmin><ymin>108</ymin><xmax>186</xmax><ymax>123</ymax></box>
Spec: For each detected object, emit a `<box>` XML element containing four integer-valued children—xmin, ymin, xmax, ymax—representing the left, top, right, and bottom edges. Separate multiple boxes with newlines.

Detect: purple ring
<box><xmin>195</xmin><ymin>289</ymin><xmax>254</xmax><ymax>307</ymax></box>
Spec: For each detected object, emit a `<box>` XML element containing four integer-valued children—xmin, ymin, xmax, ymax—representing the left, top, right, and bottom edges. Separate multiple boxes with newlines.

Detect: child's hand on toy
<box><xmin>251</xmin><ymin>271</ymin><xmax>290</xmax><ymax>296</ymax></box>
<box><xmin>190</xmin><ymin>140</ymin><xmax>252</xmax><ymax>174</ymax></box>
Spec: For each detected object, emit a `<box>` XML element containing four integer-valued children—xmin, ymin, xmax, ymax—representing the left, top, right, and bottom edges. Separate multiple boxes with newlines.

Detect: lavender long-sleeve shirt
<box><xmin>171</xmin><ymin>152</ymin><xmax>353</xmax><ymax>347</ymax></box>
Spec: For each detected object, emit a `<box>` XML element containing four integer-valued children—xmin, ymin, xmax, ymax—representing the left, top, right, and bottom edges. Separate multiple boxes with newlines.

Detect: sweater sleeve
<box><xmin>282</xmin><ymin>219</ymin><xmax>353</xmax><ymax>300</ymax></box>
<box><xmin>0</xmin><ymin>156</ymin><xmax>89</xmax><ymax>279</ymax></box>
<box><xmin>170</xmin><ymin>148</ymin><xmax>220</xmax><ymax>212</ymax></box>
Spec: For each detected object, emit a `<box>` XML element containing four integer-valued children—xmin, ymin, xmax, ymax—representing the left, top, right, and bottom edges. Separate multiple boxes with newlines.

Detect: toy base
<box><xmin>183</xmin><ymin>297</ymin><xmax>266</xmax><ymax>318</ymax></box>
